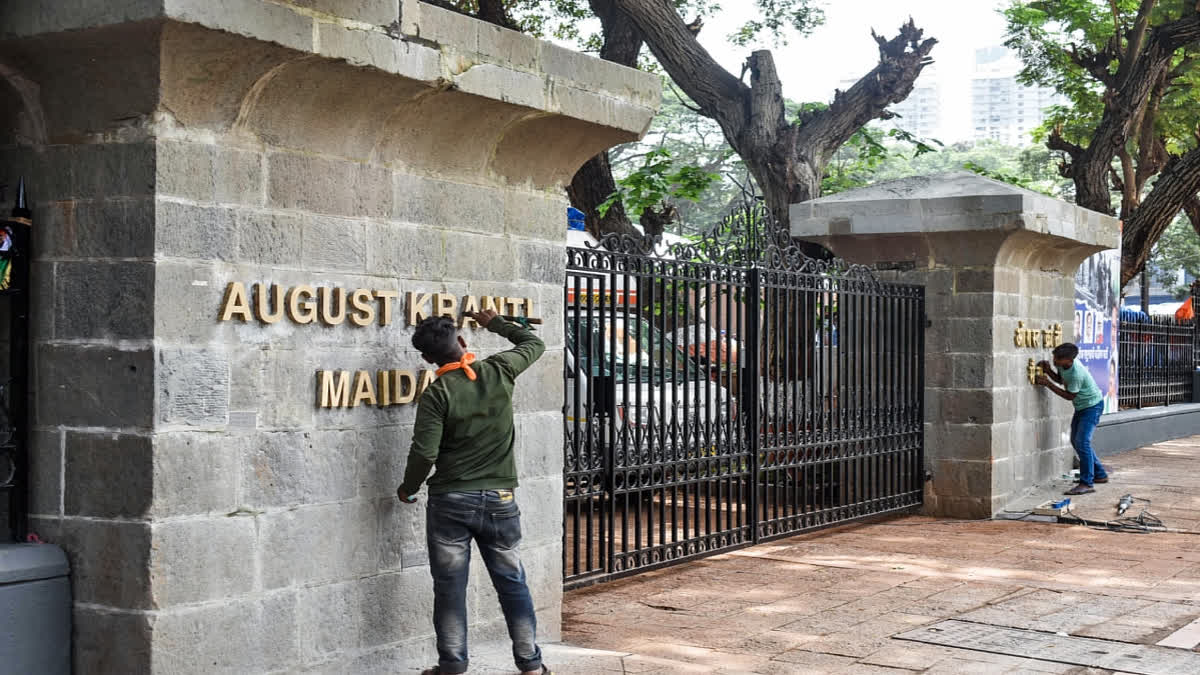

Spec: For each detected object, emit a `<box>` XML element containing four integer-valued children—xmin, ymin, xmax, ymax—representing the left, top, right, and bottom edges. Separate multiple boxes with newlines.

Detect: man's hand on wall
<box><xmin>469</xmin><ymin>309</ymin><xmax>499</xmax><ymax>328</ymax></box>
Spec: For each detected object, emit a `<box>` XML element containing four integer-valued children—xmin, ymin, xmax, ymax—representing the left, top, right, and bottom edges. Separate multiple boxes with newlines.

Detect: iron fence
<box><xmin>563</xmin><ymin>199</ymin><xmax>925</xmax><ymax>589</ymax></box>
<box><xmin>1118</xmin><ymin>315</ymin><xmax>1195</xmax><ymax>409</ymax></box>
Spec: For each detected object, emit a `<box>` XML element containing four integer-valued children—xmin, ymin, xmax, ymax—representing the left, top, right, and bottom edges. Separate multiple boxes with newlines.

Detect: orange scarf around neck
<box><xmin>436</xmin><ymin>352</ymin><xmax>477</xmax><ymax>381</ymax></box>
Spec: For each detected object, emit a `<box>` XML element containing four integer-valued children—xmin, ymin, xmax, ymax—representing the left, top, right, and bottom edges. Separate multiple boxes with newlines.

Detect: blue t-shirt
<box><xmin>1060</xmin><ymin>362</ymin><xmax>1103</xmax><ymax>411</ymax></box>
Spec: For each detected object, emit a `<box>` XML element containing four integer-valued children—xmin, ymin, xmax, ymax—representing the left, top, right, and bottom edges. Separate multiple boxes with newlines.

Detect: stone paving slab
<box><xmin>560</xmin><ymin>513</ymin><xmax>1200</xmax><ymax>673</ymax></box>
<box><xmin>1004</xmin><ymin>437</ymin><xmax>1200</xmax><ymax>533</ymax></box>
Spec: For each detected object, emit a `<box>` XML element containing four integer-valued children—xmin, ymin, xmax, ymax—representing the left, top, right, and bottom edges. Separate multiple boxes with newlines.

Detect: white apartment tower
<box><xmin>971</xmin><ymin>46</ymin><xmax>1065</xmax><ymax>146</ymax></box>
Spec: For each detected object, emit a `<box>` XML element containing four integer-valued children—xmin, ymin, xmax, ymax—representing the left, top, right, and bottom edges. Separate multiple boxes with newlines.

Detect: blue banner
<box><xmin>1073</xmin><ymin>249</ymin><xmax>1121</xmax><ymax>413</ymax></box>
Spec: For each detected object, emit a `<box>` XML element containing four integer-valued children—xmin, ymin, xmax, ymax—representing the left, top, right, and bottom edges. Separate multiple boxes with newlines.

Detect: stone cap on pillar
<box><xmin>789</xmin><ymin>171</ymin><xmax>1119</xmax><ymax>270</ymax></box>
<box><xmin>0</xmin><ymin>0</ymin><xmax>660</xmax><ymax>187</ymax></box>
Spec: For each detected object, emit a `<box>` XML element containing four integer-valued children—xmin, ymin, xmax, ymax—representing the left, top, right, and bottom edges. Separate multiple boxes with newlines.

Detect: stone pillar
<box><xmin>0</xmin><ymin>1</ymin><xmax>658</xmax><ymax>672</ymax></box>
<box><xmin>792</xmin><ymin>173</ymin><xmax>1119</xmax><ymax>518</ymax></box>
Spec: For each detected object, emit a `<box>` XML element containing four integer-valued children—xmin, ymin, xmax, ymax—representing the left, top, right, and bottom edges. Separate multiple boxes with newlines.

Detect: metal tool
<box><xmin>498</xmin><ymin>315</ymin><xmax>542</xmax><ymax>329</ymax></box>
<box><xmin>1117</xmin><ymin>493</ymin><xmax>1133</xmax><ymax>516</ymax></box>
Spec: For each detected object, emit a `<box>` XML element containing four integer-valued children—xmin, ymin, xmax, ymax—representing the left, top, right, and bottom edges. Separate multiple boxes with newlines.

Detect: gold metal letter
<box><xmin>219</xmin><ymin>282</ymin><xmax>252</xmax><ymax>322</ymax></box>
<box><xmin>254</xmin><ymin>284</ymin><xmax>284</xmax><ymax>325</ymax></box>
<box><xmin>392</xmin><ymin>370</ymin><xmax>417</xmax><ymax>404</ymax></box>
<box><xmin>288</xmin><ymin>285</ymin><xmax>317</xmax><ymax>324</ymax></box>
<box><xmin>434</xmin><ymin>292</ymin><xmax>458</xmax><ymax>319</ymax></box>
<box><xmin>374</xmin><ymin>290</ymin><xmax>399</xmax><ymax>326</ymax></box>
<box><xmin>352</xmin><ymin>370</ymin><xmax>376</xmax><ymax>407</ymax></box>
<box><xmin>317</xmin><ymin>370</ymin><xmax>351</xmax><ymax>408</ymax></box>
<box><xmin>461</xmin><ymin>295</ymin><xmax>480</xmax><ymax>329</ymax></box>
<box><xmin>319</xmin><ymin>287</ymin><xmax>347</xmax><ymax>325</ymax></box>
<box><xmin>377</xmin><ymin>371</ymin><xmax>392</xmax><ymax>407</ymax></box>
<box><xmin>1014</xmin><ymin>321</ymin><xmax>1024</xmax><ymax>348</ymax></box>
<box><xmin>349</xmin><ymin>289</ymin><xmax>375</xmax><ymax>327</ymax></box>
<box><xmin>407</xmin><ymin>292</ymin><xmax>432</xmax><ymax>325</ymax></box>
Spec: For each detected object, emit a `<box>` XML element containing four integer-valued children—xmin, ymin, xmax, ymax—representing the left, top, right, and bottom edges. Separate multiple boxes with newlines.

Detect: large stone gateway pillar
<box><xmin>0</xmin><ymin>1</ymin><xmax>658</xmax><ymax>671</ymax></box>
<box><xmin>792</xmin><ymin>173</ymin><xmax>1119</xmax><ymax>518</ymax></box>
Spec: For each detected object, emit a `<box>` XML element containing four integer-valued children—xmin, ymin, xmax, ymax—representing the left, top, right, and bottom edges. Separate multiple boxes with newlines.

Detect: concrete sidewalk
<box><xmin>1006</xmin><ymin>437</ymin><xmax>1200</xmax><ymax>532</ymax></box>
<box><xmin>548</xmin><ymin>437</ymin><xmax>1200</xmax><ymax>674</ymax></box>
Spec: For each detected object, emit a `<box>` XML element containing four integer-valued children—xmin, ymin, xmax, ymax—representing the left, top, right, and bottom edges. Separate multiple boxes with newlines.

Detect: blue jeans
<box><xmin>1070</xmin><ymin>402</ymin><xmax>1108</xmax><ymax>486</ymax></box>
<box><xmin>427</xmin><ymin>490</ymin><xmax>541</xmax><ymax>674</ymax></box>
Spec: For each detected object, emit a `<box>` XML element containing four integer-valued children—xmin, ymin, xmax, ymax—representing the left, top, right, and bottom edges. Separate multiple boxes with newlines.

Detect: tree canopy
<box><xmin>1005</xmin><ymin>0</ymin><xmax>1200</xmax><ymax>286</ymax></box>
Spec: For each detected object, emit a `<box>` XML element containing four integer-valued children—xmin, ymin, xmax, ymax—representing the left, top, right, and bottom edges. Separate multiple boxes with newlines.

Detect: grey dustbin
<box><xmin>0</xmin><ymin>543</ymin><xmax>71</xmax><ymax>674</ymax></box>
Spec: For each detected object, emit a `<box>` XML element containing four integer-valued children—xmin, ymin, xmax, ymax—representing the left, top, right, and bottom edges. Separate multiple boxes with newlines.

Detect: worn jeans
<box><xmin>427</xmin><ymin>490</ymin><xmax>541</xmax><ymax>675</ymax></box>
<box><xmin>1070</xmin><ymin>401</ymin><xmax>1108</xmax><ymax>486</ymax></box>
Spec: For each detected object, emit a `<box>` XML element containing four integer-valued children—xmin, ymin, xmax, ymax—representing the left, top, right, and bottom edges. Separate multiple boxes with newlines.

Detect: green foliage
<box><xmin>477</xmin><ymin>0</ymin><xmax>823</xmax><ymax>53</ymax></box>
<box><xmin>1004</xmin><ymin>1</ymin><xmax>1200</xmax><ymax>160</ymax></box>
<box><xmin>822</xmin><ymin>126</ymin><xmax>943</xmax><ymax>195</ymax></box>
<box><xmin>598</xmin><ymin>148</ymin><xmax>721</xmax><ymax>220</ymax></box>
<box><xmin>727</xmin><ymin>0</ymin><xmax>825</xmax><ymax>47</ymax></box>
<box><xmin>1150</xmin><ymin>216</ymin><xmax>1200</xmax><ymax>299</ymax></box>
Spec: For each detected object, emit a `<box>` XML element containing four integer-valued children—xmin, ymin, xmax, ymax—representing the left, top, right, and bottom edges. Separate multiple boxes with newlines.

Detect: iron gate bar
<box><xmin>563</xmin><ymin>198</ymin><xmax>924</xmax><ymax>589</ymax></box>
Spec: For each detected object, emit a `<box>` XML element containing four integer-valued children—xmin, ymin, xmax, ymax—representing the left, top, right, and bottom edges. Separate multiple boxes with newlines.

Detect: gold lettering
<box><xmin>525</xmin><ymin>297</ymin><xmax>536</xmax><ymax>320</ymax></box>
<box><xmin>393</xmin><ymin>370</ymin><xmax>417</xmax><ymax>404</ymax></box>
<box><xmin>482</xmin><ymin>296</ymin><xmax>506</xmax><ymax>314</ymax></box>
<box><xmin>416</xmin><ymin>369</ymin><xmax>436</xmax><ymax>399</ymax></box>
<box><xmin>377</xmin><ymin>371</ymin><xmax>392</xmax><ymax>407</ymax></box>
<box><xmin>349</xmin><ymin>289</ymin><xmax>375</xmax><ymax>327</ymax></box>
<box><xmin>352</xmin><ymin>370</ymin><xmax>376</xmax><ymax>407</ymax></box>
<box><xmin>374</xmin><ymin>290</ymin><xmax>398</xmax><ymax>326</ymax></box>
<box><xmin>319</xmin><ymin>287</ymin><xmax>347</xmax><ymax>325</ymax></box>
<box><xmin>461</xmin><ymin>295</ymin><xmax>480</xmax><ymax>329</ymax></box>
<box><xmin>434</xmin><ymin>292</ymin><xmax>458</xmax><ymax>319</ymax></box>
<box><xmin>219</xmin><ymin>282</ymin><xmax>252</xmax><ymax>322</ymax></box>
<box><xmin>318</xmin><ymin>370</ymin><xmax>351</xmax><ymax>408</ymax></box>
<box><xmin>288</xmin><ymin>285</ymin><xmax>317</xmax><ymax>324</ymax></box>
<box><xmin>506</xmin><ymin>297</ymin><xmax>524</xmax><ymax>314</ymax></box>
<box><xmin>1052</xmin><ymin>324</ymin><xmax>1063</xmax><ymax>347</ymax></box>
<box><xmin>1014</xmin><ymin>321</ymin><xmax>1025</xmax><ymax>348</ymax></box>
<box><xmin>407</xmin><ymin>292</ymin><xmax>433</xmax><ymax>325</ymax></box>
<box><xmin>254</xmin><ymin>284</ymin><xmax>284</xmax><ymax>324</ymax></box>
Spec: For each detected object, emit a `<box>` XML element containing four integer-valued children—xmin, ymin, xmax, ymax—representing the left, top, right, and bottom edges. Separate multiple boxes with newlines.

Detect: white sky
<box><xmin>693</xmin><ymin>0</ymin><xmax>1012</xmax><ymax>141</ymax></box>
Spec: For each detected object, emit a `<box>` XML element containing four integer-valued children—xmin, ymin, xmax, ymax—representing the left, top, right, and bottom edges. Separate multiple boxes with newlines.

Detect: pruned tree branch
<box><xmin>797</xmin><ymin>19</ymin><xmax>937</xmax><ymax>164</ymax></box>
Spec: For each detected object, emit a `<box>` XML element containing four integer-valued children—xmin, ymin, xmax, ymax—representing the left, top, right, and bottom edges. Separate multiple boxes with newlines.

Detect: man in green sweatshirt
<box><xmin>397</xmin><ymin>309</ymin><xmax>548</xmax><ymax>675</ymax></box>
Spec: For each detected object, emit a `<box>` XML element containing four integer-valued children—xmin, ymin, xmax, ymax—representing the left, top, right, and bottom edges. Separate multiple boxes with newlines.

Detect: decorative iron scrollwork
<box><xmin>586</xmin><ymin>192</ymin><xmax>882</xmax><ymax>283</ymax></box>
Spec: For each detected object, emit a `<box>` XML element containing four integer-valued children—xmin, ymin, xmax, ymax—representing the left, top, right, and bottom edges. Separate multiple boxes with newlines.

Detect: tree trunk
<box><xmin>564</xmin><ymin>0</ymin><xmax>645</xmax><ymax>237</ymax></box>
<box><xmin>1122</xmin><ymin>146</ymin><xmax>1200</xmax><ymax>286</ymax></box>
<box><xmin>1186</xmin><ymin>195</ymin><xmax>1200</xmax><ymax>238</ymax></box>
<box><xmin>567</xmin><ymin>153</ymin><xmax>637</xmax><ymax>237</ymax></box>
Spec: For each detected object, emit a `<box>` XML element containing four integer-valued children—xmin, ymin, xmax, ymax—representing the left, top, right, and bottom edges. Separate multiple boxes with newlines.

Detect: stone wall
<box><xmin>792</xmin><ymin>174</ymin><xmax>1119</xmax><ymax>518</ymax></box>
<box><xmin>0</xmin><ymin>1</ymin><xmax>657</xmax><ymax>672</ymax></box>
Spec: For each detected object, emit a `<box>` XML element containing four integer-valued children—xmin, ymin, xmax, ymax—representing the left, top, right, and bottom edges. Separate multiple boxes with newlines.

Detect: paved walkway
<box><xmin>545</xmin><ymin>437</ymin><xmax>1200</xmax><ymax>674</ymax></box>
<box><xmin>1006</xmin><ymin>437</ymin><xmax>1200</xmax><ymax>533</ymax></box>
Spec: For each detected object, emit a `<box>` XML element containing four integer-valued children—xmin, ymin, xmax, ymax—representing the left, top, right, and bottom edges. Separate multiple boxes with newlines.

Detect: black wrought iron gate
<box><xmin>562</xmin><ymin>201</ymin><xmax>924</xmax><ymax>589</ymax></box>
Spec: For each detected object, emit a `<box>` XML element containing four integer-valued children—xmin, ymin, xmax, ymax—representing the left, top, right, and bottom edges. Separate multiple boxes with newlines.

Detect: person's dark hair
<box><xmin>412</xmin><ymin>316</ymin><xmax>460</xmax><ymax>362</ymax></box>
<box><xmin>1053</xmin><ymin>343</ymin><xmax>1079</xmax><ymax>360</ymax></box>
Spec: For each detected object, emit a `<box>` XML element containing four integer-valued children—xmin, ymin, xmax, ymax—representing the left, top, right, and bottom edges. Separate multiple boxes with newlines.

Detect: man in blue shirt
<box><xmin>1037</xmin><ymin>343</ymin><xmax>1109</xmax><ymax>495</ymax></box>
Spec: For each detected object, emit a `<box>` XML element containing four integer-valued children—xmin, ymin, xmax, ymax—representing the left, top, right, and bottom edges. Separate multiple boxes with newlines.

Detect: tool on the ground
<box><xmin>1033</xmin><ymin>498</ymin><xmax>1070</xmax><ymax>517</ymax></box>
<box><xmin>499</xmin><ymin>315</ymin><xmax>543</xmax><ymax>329</ymax></box>
<box><xmin>1117</xmin><ymin>493</ymin><xmax>1134</xmax><ymax>516</ymax></box>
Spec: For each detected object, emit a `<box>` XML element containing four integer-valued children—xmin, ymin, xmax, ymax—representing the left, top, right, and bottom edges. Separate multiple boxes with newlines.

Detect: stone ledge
<box><xmin>1095</xmin><ymin>404</ymin><xmax>1200</xmax><ymax>457</ymax></box>
<box><xmin>2</xmin><ymin>0</ymin><xmax>658</xmax><ymax>139</ymax></box>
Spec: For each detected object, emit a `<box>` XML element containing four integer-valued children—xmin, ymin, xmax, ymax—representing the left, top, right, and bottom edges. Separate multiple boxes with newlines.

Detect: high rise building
<box><xmin>971</xmin><ymin>46</ymin><xmax>1065</xmax><ymax>146</ymax></box>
